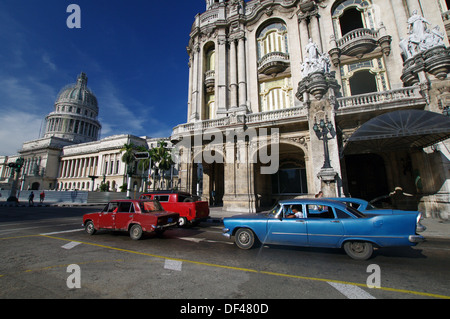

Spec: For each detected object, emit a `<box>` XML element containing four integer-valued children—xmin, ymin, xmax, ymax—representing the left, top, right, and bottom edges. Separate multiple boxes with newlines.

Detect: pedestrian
<box><xmin>28</xmin><ymin>191</ymin><xmax>34</xmax><ymax>206</ymax></box>
<box><xmin>40</xmin><ymin>191</ymin><xmax>45</xmax><ymax>203</ymax></box>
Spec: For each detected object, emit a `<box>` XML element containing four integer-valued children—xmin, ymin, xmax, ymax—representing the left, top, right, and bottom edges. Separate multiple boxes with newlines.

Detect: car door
<box><xmin>114</xmin><ymin>202</ymin><xmax>135</xmax><ymax>230</ymax></box>
<box><xmin>305</xmin><ymin>204</ymin><xmax>344</xmax><ymax>247</ymax></box>
<box><xmin>266</xmin><ymin>204</ymin><xmax>308</xmax><ymax>246</ymax></box>
<box><xmin>98</xmin><ymin>202</ymin><xmax>117</xmax><ymax>229</ymax></box>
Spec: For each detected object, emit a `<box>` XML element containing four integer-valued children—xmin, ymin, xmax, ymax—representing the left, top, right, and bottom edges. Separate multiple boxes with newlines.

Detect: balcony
<box><xmin>257</xmin><ymin>52</ymin><xmax>290</xmax><ymax>75</ymax></box>
<box><xmin>329</xmin><ymin>28</ymin><xmax>392</xmax><ymax>66</ymax></box>
<box><xmin>204</xmin><ymin>70</ymin><xmax>215</xmax><ymax>92</ymax></box>
<box><xmin>171</xmin><ymin>87</ymin><xmax>426</xmax><ymax>141</ymax></box>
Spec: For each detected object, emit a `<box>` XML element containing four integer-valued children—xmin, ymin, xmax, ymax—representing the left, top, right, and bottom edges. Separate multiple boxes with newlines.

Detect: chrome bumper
<box><xmin>222</xmin><ymin>228</ymin><xmax>231</xmax><ymax>239</ymax></box>
<box><xmin>409</xmin><ymin>235</ymin><xmax>425</xmax><ymax>243</ymax></box>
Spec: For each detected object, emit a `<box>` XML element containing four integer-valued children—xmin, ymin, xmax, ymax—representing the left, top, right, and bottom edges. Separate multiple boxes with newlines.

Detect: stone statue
<box><xmin>400</xmin><ymin>11</ymin><xmax>445</xmax><ymax>60</ymax></box>
<box><xmin>301</xmin><ymin>39</ymin><xmax>331</xmax><ymax>77</ymax></box>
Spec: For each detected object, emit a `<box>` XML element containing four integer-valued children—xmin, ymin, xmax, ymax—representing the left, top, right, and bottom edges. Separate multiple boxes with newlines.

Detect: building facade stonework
<box><xmin>172</xmin><ymin>0</ymin><xmax>450</xmax><ymax>218</ymax></box>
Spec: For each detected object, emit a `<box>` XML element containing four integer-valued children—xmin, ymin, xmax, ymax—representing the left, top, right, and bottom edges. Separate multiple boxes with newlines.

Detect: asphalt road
<box><xmin>0</xmin><ymin>205</ymin><xmax>449</xmax><ymax>302</ymax></box>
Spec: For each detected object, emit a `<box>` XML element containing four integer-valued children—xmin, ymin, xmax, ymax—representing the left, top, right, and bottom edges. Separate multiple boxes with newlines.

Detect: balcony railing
<box><xmin>257</xmin><ymin>52</ymin><xmax>290</xmax><ymax>75</ymax></box>
<box><xmin>172</xmin><ymin>87</ymin><xmax>426</xmax><ymax>136</ymax></box>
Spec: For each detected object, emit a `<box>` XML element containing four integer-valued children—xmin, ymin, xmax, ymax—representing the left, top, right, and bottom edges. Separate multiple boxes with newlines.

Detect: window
<box><xmin>340</xmin><ymin>57</ymin><xmax>389</xmax><ymax>96</ymax></box>
<box><xmin>257</xmin><ymin>22</ymin><xmax>288</xmax><ymax>59</ymax></box>
<box><xmin>259</xmin><ymin>78</ymin><xmax>293</xmax><ymax>112</ymax></box>
<box><xmin>331</xmin><ymin>0</ymin><xmax>374</xmax><ymax>39</ymax></box>
<box><xmin>118</xmin><ymin>202</ymin><xmax>135</xmax><ymax>213</ymax></box>
<box><xmin>154</xmin><ymin>195</ymin><xmax>169</xmax><ymax>202</ymax></box>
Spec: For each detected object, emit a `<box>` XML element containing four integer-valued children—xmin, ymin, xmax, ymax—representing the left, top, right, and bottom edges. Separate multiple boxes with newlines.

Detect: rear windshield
<box><xmin>346</xmin><ymin>205</ymin><xmax>366</xmax><ymax>218</ymax></box>
<box><xmin>139</xmin><ymin>201</ymin><xmax>163</xmax><ymax>213</ymax></box>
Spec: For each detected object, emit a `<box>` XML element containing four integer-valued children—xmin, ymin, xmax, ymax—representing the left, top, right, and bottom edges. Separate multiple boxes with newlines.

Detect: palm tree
<box><xmin>151</xmin><ymin>140</ymin><xmax>174</xmax><ymax>190</ymax></box>
<box><xmin>120</xmin><ymin>143</ymin><xmax>136</xmax><ymax>197</ymax></box>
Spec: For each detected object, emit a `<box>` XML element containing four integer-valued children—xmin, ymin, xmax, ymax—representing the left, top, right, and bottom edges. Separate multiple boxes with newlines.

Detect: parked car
<box><xmin>222</xmin><ymin>199</ymin><xmax>424</xmax><ymax>260</ymax></box>
<box><xmin>139</xmin><ymin>191</ymin><xmax>209</xmax><ymax>227</ymax></box>
<box><xmin>82</xmin><ymin>199</ymin><xmax>179</xmax><ymax>240</ymax></box>
<box><xmin>328</xmin><ymin>197</ymin><xmax>426</xmax><ymax>232</ymax></box>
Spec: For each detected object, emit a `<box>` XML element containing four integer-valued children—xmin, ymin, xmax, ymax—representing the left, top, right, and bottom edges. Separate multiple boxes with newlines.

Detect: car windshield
<box><xmin>138</xmin><ymin>201</ymin><xmax>163</xmax><ymax>213</ymax></box>
<box><xmin>268</xmin><ymin>204</ymin><xmax>281</xmax><ymax>217</ymax></box>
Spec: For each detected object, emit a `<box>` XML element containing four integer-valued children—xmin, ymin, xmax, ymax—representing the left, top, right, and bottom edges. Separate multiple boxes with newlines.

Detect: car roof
<box><xmin>327</xmin><ymin>197</ymin><xmax>368</xmax><ymax>204</ymax></box>
<box><xmin>108</xmin><ymin>199</ymin><xmax>156</xmax><ymax>203</ymax></box>
<box><xmin>278</xmin><ymin>198</ymin><xmax>349</xmax><ymax>209</ymax></box>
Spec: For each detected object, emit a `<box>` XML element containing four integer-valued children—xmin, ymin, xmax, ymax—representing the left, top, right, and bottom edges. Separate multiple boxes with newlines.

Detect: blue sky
<box><xmin>0</xmin><ymin>0</ymin><xmax>206</xmax><ymax>155</ymax></box>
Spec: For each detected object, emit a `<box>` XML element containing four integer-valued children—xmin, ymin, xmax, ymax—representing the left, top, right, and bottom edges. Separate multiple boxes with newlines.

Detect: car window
<box><xmin>139</xmin><ymin>201</ymin><xmax>163</xmax><ymax>213</ymax></box>
<box><xmin>118</xmin><ymin>202</ymin><xmax>134</xmax><ymax>213</ymax></box>
<box><xmin>154</xmin><ymin>195</ymin><xmax>169</xmax><ymax>202</ymax></box>
<box><xmin>106</xmin><ymin>202</ymin><xmax>119</xmax><ymax>212</ymax></box>
<box><xmin>306</xmin><ymin>204</ymin><xmax>335</xmax><ymax>219</ymax></box>
<box><xmin>346</xmin><ymin>206</ymin><xmax>366</xmax><ymax>218</ymax></box>
<box><xmin>335</xmin><ymin>208</ymin><xmax>352</xmax><ymax>219</ymax></box>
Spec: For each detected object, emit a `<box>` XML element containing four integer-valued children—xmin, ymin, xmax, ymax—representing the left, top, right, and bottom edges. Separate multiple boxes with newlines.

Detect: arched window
<box><xmin>349</xmin><ymin>70</ymin><xmax>377</xmax><ymax>95</ymax></box>
<box><xmin>331</xmin><ymin>0</ymin><xmax>374</xmax><ymax>38</ymax></box>
<box><xmin>259</xmin><ymin>78</ymin><xmax>293</xmax><ymax>112</ymax></box>
<box><xmin>257</xmin><ymin>22</ymin><xmax>289</xmax><ymax>59</ymax></box>
<box><xmin>340</xmin><ymin>57</ymin><xmax>389</xmax><ymax>96</ymax></box>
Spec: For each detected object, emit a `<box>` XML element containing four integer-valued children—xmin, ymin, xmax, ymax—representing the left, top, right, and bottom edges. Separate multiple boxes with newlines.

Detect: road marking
<box><xmin>38</xmin><ymin>234</ymin><xmax>450</xmax><ymax>299</ymax></box>
<box><xmin>40</xmin><ymin>229</ymin><xmax>83</xmax><ymax>236</ymax></box>
<box><xmin>177</xmin><ymin>237</ymin><xmax>233</xmax><ymax>245</ymax></box>
<box><xmin>327</xmin><ymin>281</ymin><xmax>376</xmax><ymax>299</ymax></box>
<box><xmin>61</xmin><ymin>241</ymin><xmax>82</xmax><ymax>250</ymax></box>
<box><xmin>164</xmin><ymin>259</ymin><xmax>182</xmax><ymax>271</ymax></box>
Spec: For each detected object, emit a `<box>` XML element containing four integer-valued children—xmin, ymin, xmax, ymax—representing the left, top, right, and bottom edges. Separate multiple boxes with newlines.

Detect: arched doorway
<box><xmin>254</xmin><ymin>142</ymin><xmax>308</xmax><ymax>210</ymax></box>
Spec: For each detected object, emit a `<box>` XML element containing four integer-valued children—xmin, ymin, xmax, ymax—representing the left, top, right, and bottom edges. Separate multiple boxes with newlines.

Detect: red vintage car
<box><xmin>139</xmin><ymin>191</ymin><xmax>210</xmax><ymax>227</ymax></box>
<box><xmin>82</xmin><ymin>199</ymin><xmax>179</xmax><ymax>240</ymax></box>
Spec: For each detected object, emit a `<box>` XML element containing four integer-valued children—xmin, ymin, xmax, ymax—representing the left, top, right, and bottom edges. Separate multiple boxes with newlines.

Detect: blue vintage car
<box><xmin>328</xmin><ymin>197</ymin><xmax>426</xmax><ymax>232</ymax></box>
<box><xmin>222</xmin><ymin>199</ymin><xmax>424</xmax><ymax>260</ymax></box>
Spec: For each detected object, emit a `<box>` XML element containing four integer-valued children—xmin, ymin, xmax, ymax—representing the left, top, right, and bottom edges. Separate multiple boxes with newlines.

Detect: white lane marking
<box><xmin>62</xmin><ymin>241</ymin><xmax>82</xmax><ymax>250</ymax></box>
<box><xmin>327</xmin><ymin>282</ymin><xmax>376</xmax><ymax>299</ymax></box>
<box><xmin>164</xmin><ymin>259</ymin><xmax>182</xmax><ymax>271</ymax></box>
<box><xmin>40</xmin><ymin>229</ymin><xmax>84</xmax><ymax>235</ymax></box>
<box><xmin>0</xmin><ymin>223</ymin><xmax>80</xmax><ymax>234</ymax></box>
<box><xmin>177</xmin><ymin>237</ymin><xmax>233</xmax><ymax>245</ymax></box>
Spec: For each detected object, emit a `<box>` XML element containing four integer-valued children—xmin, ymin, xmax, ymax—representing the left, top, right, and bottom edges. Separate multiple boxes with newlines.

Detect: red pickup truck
<box><xmin>139</xmin><ymin>192</ymin><xmax>210</xmax><ymax>227</ymax></box>
<box><xmin>82</xmin><ymin>199</ymin><xmax>179</xmax><ymax>240</ymax></box>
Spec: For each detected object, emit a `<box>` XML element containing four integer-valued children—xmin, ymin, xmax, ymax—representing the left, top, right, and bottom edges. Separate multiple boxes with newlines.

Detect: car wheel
<box><xmin>235</xmin><ymin>228</ymin><xmax>256</xmax><ymax>250</ymax></box>
<box><xmin>84</xmin><ymin>221</ymin><xmax>96</xmax><ymax>235</ymax></box>
<box><xmin>129</xmin><ymin>224</ymin><xmax>143</xmax><ymax>240</ymax></box>
<box><xmin>343</xmin><ymin>241</ymin><xmax>373</xmax><ymax>260</ymax></box>
<box><xmin>178</xmin><ymin>217</ymin><xmax>188</xmax><ymax>227</ymax></box>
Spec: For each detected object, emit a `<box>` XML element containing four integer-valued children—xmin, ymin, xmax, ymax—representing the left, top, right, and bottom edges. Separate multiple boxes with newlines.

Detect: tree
<box><xmin>150</xmin><ymin>140</ymin><xmax>174</xmax><ymax>190</ymax></box>
<box><xmin>120</xmin><ymin>143</ymin><xmax>136</xmax><ymax>198</ymax></box>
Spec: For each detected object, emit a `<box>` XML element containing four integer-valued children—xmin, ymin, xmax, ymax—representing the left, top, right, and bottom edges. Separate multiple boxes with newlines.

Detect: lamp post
<box><xmin>313</xmin><ymin>116</ymin><xmax>334</xmax><ymax>169</ymax></box>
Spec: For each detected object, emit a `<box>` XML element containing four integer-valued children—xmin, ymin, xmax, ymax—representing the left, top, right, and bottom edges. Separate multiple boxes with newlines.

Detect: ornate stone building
<box><xmin>172</xmin><ymin>0</ymin><xmax>450</xmax><ymax>218</ymax></box>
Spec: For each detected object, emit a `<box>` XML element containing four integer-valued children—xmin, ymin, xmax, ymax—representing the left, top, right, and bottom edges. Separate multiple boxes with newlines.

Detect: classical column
<box><xmin>237</xmin><ymin>35</ymin><xmax>247</xmax><ymax>110</ymax></box>
<box><xmin>229</xmin><ymin>38</ymin><xmax>238</xmax><ymax>109</ymax></box>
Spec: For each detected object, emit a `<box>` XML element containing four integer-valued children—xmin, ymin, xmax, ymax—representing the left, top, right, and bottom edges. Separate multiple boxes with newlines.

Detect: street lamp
<box><xmin>443</xmin><ymin>106</ymin><xmax>450</xmax><ymax>117</ymax></box>
<box><xmin>313</xmin><ymin>116</ymin><xmax>334</xmax><ymax>169</ymax></box>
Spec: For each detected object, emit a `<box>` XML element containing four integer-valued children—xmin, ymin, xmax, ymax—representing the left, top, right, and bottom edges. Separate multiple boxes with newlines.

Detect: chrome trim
<box><xmin>409</xmin><ymin>235</ymin><xmax>425</xmax><ymax>243</ymax></box>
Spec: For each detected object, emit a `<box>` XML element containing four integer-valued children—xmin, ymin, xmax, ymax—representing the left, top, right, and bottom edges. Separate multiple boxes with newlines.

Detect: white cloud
<box><xmin>0</xmin><ymin>111</ymin><xmax>43</xmax><ymax>155</ymax></box>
